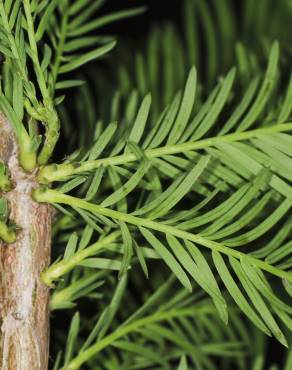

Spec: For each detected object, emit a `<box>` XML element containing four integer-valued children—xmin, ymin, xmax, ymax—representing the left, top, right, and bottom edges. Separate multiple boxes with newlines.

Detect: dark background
<box><xmin>104</xmin><ymin>0</ymin><xmax>182</xmax><ymax>36</ymax></box>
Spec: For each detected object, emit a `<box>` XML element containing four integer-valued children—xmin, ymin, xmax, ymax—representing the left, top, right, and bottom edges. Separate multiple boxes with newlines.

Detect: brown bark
<box><xmin>0</xmin><ymin>113</ymin><xmax>52</xmax><ymax>370</ymax></box>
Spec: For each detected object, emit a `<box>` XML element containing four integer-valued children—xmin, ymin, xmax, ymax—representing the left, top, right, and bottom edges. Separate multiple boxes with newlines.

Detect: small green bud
<box><xmin>0</xmin><ymin>220</ymin><xmax>16</xmax><ymax>244</ymax></box>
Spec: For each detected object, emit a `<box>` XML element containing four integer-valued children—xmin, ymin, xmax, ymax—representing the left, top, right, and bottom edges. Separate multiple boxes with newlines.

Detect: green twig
<box><xmin>23</xmin><ymin>0</ymin><xmax>50</xmax><ymax>101</ymax></box>
<box><xmin>0</xmin><ymin>1</ymin><xmax>37</xmax><ymax>171</ymax></box>
<box><xmin>62</xmin><ymin>305</ymin><xmax>214</xmax><ymax>370</ymax></box>
<box><xmin>23</xmin><ymin>0</ymin><xmax>60</xmax><ymax>165</ymax></box>
<box><xmin>33</xmin><ymin>188</ymin><xmax>292</xmax><ymax>283</ymax></box>
<box><xmin>41</xmin><ymin>231</ymin><xmax>121</xmax><ymax>286</ymax></box>
<box><xmin>51</xmin><ymin>0</ymin><xmax>70</xmax><ymax>93</ymax></box>
<box><xmin>38</xmin><ymin>122</ymin><xmax>292</xmax><ymax>183</ymax></box>
<box><xmin>37</xmin><ymin>100</ymin><xmax>60</xmax><ymax>165</ymax></box>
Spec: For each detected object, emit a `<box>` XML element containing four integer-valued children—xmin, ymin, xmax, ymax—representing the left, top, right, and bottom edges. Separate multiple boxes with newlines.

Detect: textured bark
<box><xmin>0</xmin><ymin>113</ymin><xmax>52</xmax><ymax>370</ymax></box>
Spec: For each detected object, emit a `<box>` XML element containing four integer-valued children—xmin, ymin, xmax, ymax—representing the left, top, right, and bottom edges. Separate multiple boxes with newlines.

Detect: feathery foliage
<box><xmin>1</xmin><ymin>0</ymin><xmax>292</xmax><ymax>369</ymax></box>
